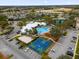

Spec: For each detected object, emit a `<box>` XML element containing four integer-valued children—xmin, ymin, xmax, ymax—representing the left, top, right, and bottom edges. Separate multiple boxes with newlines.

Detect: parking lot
<box><xmin>0</xmin><ymin>35</ymin><xmax>41</xmax><ymax>59</ymax></box>
<box><xmin>48</xmin><ymin>29</ymin><xmax>77</xmax><ymax>59</ymax></box>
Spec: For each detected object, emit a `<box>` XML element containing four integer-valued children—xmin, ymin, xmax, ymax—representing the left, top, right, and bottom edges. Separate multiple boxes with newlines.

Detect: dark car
<box><xmin>66</xmin><ymin>51</ymin><xmax>73</xmax><ymax>56</ymax></box>
<box><xmin>73</xmin><ymin>36</ymin><xmax>77</xmax><ymax>40</ymax></box>
<box><xmin>18</xmin><ymin>46</ymin><xmax>23</xmax><ymax>49</ymax></box>
<box><xmin>68</xmin><ymin>47</ymin><xmax>73</xmax><ymax>51</ymax></box>
<box><xmin>8</xmin><ymin>39</ymin><xmax>13</xmax><ymax>42</ymax></box>
<box><xmin>16</xmin><ymin>31</ymin><xmax>20</xmax><ymax>34</ymax></box>
<box><xmin>16</xmin><ymin>41</ymin><xmax>20</xmax><ymax>45</ymax></box>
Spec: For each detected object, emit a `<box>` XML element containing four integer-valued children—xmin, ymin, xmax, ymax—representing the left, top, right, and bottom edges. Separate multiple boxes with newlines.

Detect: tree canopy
<box><xmin>0</xmin><ymin>15</ymin><xmax>7</xmax><ymax>21</ymax></box>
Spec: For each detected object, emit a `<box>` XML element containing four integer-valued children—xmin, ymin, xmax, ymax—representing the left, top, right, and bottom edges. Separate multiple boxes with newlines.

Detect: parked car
<box><xmin>16</xmin><ymin>41</ymin><xmax>20</xmax><ymax>45</ymax></box>
<box><xmin>68</xmin><ymin>47</ymin><xmax>74</xmax><ymax>51</ymax></box>
<box><xmin>66</xmin><ymin>51</ymin><xmax>73</xmax><ymax>56</ymax></box>
<box><xmin>18</xmin><ymin>46</ymin><xmax>23</xmax><ymax>49</ymax></box>
<box><xmin>24</xmin><ymin>48</ymin><xmax>29</xmax><ymax>52</ymax></box>
<box><xmin>73</xmin><ymin>36</ymin><xmax>77</xmax><ymax>40</ymax></box>
<box><xmin>66</xmin><ymin>47</ymin><xmax>74</xmax><ymax>56</ymax></box>
<box><xmin>16</xmin><ymin>31</ymin><xmax>20</xmax><ymax>34</ymax></box>
<box><xmin>8</xmin><ymin>39</ymin><xmax>13</xmax><ymax>42</ymax></box>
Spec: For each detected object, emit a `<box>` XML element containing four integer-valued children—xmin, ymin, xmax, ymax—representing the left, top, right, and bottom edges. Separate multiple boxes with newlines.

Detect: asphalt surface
<box><xmin>48</xmin><ymin>29</ymin><xmax>77</xmax><ymax>59</ymax></box>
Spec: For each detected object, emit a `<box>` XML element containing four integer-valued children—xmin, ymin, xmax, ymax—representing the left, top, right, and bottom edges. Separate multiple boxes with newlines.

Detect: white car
<box><xmin>24</xmin><ymin>48</ymin><xmax>29</xmax><ymax>52</ymax></box>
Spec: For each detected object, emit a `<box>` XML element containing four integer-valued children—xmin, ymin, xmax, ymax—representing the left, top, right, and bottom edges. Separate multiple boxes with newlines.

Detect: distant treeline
<box><xmin>0</xmin><ymin>5</ymin><xmax>79</xmax><ymax>9</ymax></box>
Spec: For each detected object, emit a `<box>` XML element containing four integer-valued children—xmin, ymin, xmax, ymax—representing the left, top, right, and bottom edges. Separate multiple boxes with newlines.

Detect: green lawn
<box><xmin>76</xmin><ymin>39</ymin><xmax>79</xmax><ymax>54</ymax></box>
<box><xmin>74</xmin><ymin>55</ymin><xmax>79</xmax><ymax>59</ymax></box>
<box><xmin>74</xmin><ymin>37</ymin><xmax>79</xmax><ymax>59</ymax></box>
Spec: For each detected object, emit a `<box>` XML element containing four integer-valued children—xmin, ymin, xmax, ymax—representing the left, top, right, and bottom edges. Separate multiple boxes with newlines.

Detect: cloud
<box><xmin>0</xmin><ymin>0</ymin><xmax>79</xmax><ymax>5</ymax></box>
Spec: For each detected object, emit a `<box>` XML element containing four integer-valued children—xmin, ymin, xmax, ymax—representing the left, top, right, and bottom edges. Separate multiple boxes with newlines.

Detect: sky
<box><xmin>0</xmin><ymin>0</ymin><xmax>79</xmax><ymax>6</ymax></box>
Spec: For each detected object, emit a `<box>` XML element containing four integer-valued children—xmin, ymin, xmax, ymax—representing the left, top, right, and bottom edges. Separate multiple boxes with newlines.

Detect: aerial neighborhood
<box><xmin>0</xmin><ymin>6</ymin><xmax>79</xmax><ymax>59</ymax></box>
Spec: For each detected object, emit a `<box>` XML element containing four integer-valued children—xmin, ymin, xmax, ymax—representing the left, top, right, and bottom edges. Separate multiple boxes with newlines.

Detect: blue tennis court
<box><xmin>29</xmin><ymin>38</ymin><xmax>53</xmax><ymax>54</ymax></box>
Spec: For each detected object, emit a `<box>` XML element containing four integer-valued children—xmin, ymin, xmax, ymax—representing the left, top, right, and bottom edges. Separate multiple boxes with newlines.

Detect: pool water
<box><xmin>36</xmin><ymin>27</ymin><xmax>49</xmax><ymax>34</ymax></box>
<box><xmin>29</xmin><ymin>38</ymin><xmax>53</xmax><ymax>54</ymax></box>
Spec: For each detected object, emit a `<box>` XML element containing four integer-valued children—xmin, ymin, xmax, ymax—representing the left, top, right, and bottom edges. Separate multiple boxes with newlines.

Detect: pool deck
<box><xmin>44</xmin><ymin>32</ymin><xmax>60</xmax><ymax>42</ymax></box>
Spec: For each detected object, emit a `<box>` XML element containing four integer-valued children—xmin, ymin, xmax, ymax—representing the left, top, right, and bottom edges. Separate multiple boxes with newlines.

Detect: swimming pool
<box><xmin>29</xmin><ymin>38</ymin><xmax>53</xmax><ymax>54</ymax></box>
<box><xmin>36</xmin><ymin>27</ymin><xmax>49</xmax><ymax>34</ymax></box>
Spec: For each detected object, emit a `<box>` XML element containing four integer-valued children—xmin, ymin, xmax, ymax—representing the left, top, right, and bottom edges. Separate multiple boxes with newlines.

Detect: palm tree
<box><xmin>32</xmin><ymin>28</ymin><xmax>37</xmax><ymax>34</ymax></box>
<box><xmin>50</xmin><ymin>27</ymin><xmax>62</xmax><ymax>37</ymax></box>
